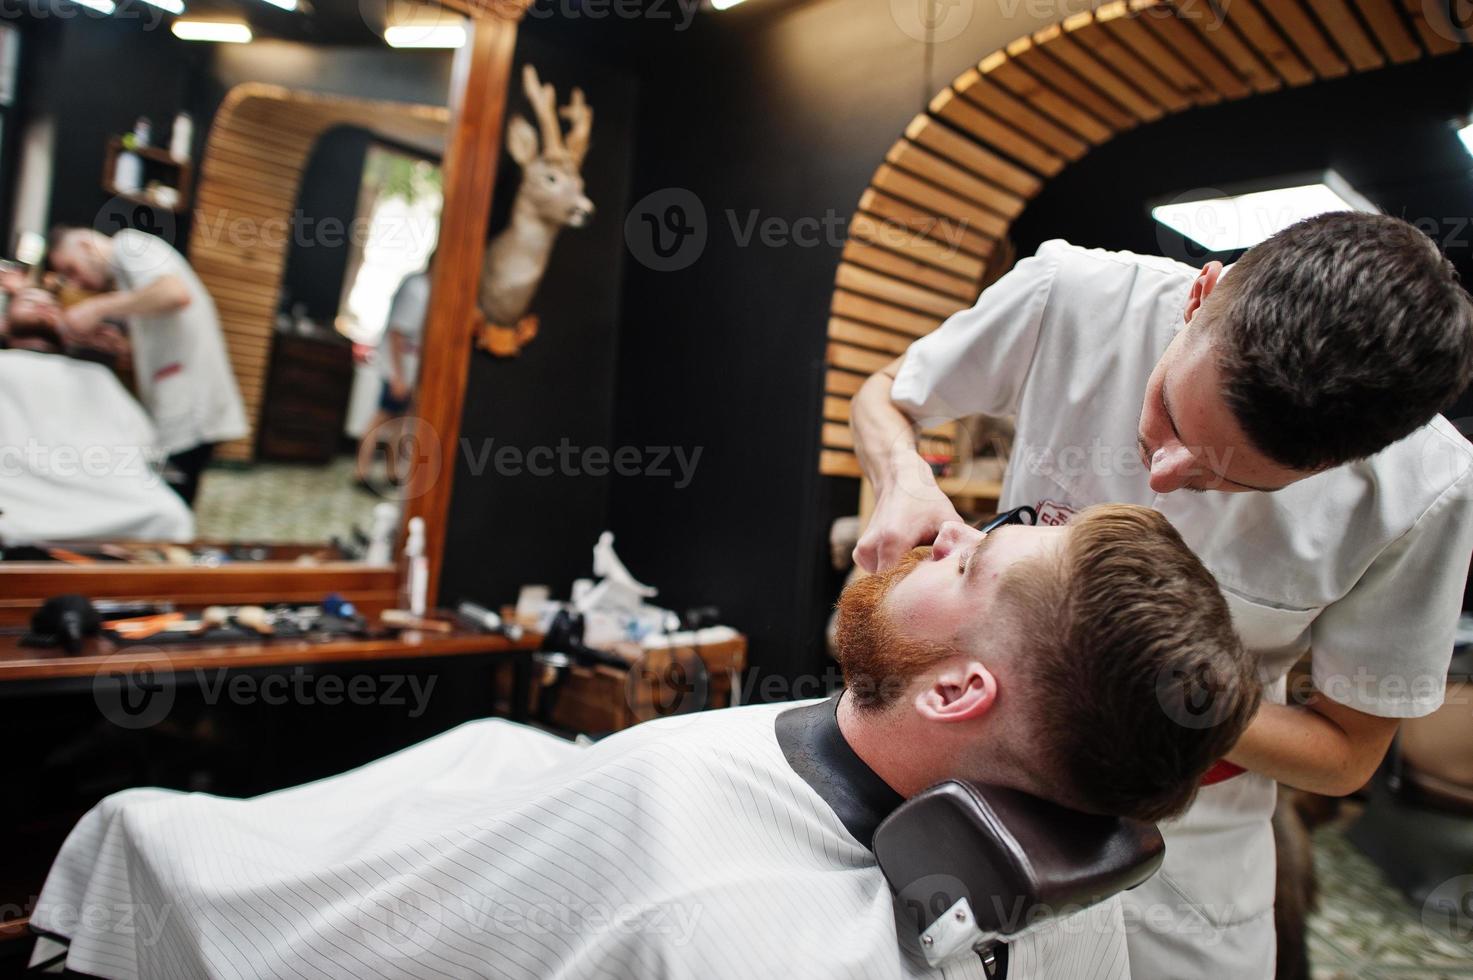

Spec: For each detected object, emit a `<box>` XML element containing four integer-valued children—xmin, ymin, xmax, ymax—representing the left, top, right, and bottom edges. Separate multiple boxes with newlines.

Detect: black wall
<box><xmin>436</xmin><ymin>27</ymin><xmax>641</xmax><ymax>613</ymax></box>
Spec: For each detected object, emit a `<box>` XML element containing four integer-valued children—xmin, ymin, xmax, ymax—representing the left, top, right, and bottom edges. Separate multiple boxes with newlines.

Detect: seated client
<box><xmin>30</xmin><ymin>505</ymin><xmax>1259</xmax><ymax>979</ymax></box>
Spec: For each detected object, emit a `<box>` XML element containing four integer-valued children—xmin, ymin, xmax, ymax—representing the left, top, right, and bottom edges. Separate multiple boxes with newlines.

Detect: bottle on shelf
<box><xmin>169</xmin><ymin>111</ymin><xmax>192</xmax><ymax>163</ymax></box>
<box><xmin>112</xmin><ymin>116</ymin><xmax>152</xmax><ymax>196</ymax></box>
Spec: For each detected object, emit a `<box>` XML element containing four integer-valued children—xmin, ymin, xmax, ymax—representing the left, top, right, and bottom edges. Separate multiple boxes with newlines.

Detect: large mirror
<box><xmin>0</xmin><ymin>0</ymin><xmax>467</xmax><ymax>566</ymax></box>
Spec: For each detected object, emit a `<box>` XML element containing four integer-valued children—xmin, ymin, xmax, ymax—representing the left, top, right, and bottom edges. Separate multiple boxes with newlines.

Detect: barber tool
<box><xmin>235</xmin><ymin>606</ymin><xmax>273</xmax><ymax>635</ymax></box>
<box><xmin>321</xmin><ymin>593</ymin><xmax>362</xmax><ymax>623</ymax></box>
<box><xmin>380</xmin><ymin>609</ymin><xmax>454</xmax><ymax>633</ymax></box>
<box><xmin>971</xmin><ymin>505</ymin><xmax>1037</xmax><ymax>534</ymax></box>
<box><xmin>104</xmin><ymin>611</ymin><xmax>207</xmax><ymax>640</ymax></box>
<box><xmin>874</xmin><ymin>781</ymin><xmax>1163</xmax><ymax>971</ymax></box>
<box><xmin>199</xmin><ymin>604</ymin><xmax>272</xmax><ymax>635</ymax></box>
<box><xmin>534</xmin><ymin>609</ymin><xmax>646</xmax><ymax>724</ymax></box>
<box><xmin>25</xmin><ymin>594</ymin><xmax>101</xmax><ymax>654</ymax></box>
<box><xmin>538</xmin><ymin>609</ymin><xmax>628</xmax><ymax>670</ymax></box>
<box><xmin>95</xmin><ymin>600</ymin><xmax>172</xmax><ymax>619</ymax></box>
<box><xmin>454</xmin><ymin>599</ymin><xmax>524</xmax><ymax>641</ymax></box>
<box><xmin>317</xmin><ymin>593</ymin><xmax>374</xmax><ymax>637</ymax></box>
<box><xmin>681</xmin><ymin>605</ymin><xmax>721</xmax><ymax>630</ymax></box>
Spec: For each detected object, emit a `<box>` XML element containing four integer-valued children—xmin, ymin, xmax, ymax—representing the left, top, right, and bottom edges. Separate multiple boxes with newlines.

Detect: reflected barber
<box><xmin>49</xmin><ymin>226</ymin><xmax>247</xmax><ymax>506</ymax></box>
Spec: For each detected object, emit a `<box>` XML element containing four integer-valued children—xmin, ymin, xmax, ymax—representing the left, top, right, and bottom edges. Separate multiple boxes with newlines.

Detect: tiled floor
<box><xmin>193</xmin><ymin>455</ymin><xmax>387</xmax><ymax>544</ymax></box>
<box><xmin>1311</xmin><ymin>817</ymin><xmax>1473</xmax><ymax>978</ymax></box>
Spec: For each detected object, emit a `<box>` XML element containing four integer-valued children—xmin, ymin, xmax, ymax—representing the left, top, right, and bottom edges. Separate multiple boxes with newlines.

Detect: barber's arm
<box><xmin>60</xmin><ymin>274</ymin><xmax>191</xmax><ymax>338</ymax></box>
<box><xmin>1226</xmin><ymin>697</ymin><xmax>1399</xmax><ymax>796</ymax></box>
<box><xmin>852</xmin><ymin>357</ymin><xmax>965</xmax><ymax>573</ymax></box>
<box><xmin>1230</xmin><ymin>472</ymin><xmax>1473</xmax><ymax>796</ymax></box>
<box><xmin>852</xmin><ymin>253</ymin><xmax>1057</xmax><ymax>572</ymax></box>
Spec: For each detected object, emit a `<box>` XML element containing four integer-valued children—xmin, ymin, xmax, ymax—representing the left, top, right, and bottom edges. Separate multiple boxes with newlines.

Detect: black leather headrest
<box><xmin>874</xmin><ymin>780</ymin><xmax>1164</xmax><ymax>966</ymax></box>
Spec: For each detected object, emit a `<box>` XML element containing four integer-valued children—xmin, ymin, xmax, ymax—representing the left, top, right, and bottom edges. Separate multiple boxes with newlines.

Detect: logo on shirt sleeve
<box><xmin>1034</xmin><ymin>500</ymin><xmax>1077</xmax><ymax>526</ymax></box>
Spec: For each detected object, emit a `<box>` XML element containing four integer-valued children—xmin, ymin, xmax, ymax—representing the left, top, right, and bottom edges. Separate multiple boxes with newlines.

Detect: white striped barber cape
<box><xmin>30</xmin><ymin>701</ymin><xmax>1131</xmax><ymax>980</ymax></box>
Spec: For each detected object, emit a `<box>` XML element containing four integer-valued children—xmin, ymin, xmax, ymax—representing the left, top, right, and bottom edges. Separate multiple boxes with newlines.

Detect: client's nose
<box><xmin>1148</xmin><ymin>442</ymin><xmax>1197</xmax><ymax>494</ymax></box>
<box><xmin>931</xmin><ymin>520</ymin><xmax>983</xmax><ymax>560</ymax></box>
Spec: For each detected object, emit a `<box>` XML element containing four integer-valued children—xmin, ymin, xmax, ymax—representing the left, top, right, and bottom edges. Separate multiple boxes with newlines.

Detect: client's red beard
<box><xmin>834</xmin><ymin>548</ymin><xmax>947</xmax><ymax>709</ymax></box>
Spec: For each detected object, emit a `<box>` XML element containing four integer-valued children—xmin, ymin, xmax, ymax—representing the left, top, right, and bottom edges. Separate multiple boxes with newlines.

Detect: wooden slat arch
<box><xmin>188</xmin><ymin>83</ymin><xmax>449</xmax><ymax>462</ymax></box>
<box><xmin>818</xmin><ymin>0</ymin><xmax>1469</xmax><ymax>478</ymax></box>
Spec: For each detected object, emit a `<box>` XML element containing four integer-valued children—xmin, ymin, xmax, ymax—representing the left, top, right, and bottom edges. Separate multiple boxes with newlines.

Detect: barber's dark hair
<box><xmin>47</xmin><ymin>225</ymin><xmax>83</xmax><ymax>251</ymax></box>
<box><xmin>1001</xmin><ymin>505</ymin><xmax>1260</xmax><ymax>823</ymax></box>
<box><xmin>1209</xmin><ymin>212</ymin><xmax>1473</xmax><ymax>470</ymax></box>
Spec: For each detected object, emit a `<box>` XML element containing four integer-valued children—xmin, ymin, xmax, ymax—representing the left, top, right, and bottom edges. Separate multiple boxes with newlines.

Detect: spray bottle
<box><xmin>402</xmin><ymin>516</ymin><xmax>427</xmax><ymax>616</ymax></box>
<box><xmin>365</xmin><ymin>502</ymin><xmax>398</xmax><ymax>566</ymax></box>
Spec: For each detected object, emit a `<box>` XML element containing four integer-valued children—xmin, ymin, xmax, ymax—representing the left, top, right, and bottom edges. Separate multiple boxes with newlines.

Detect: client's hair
<box><xmin>1000</xmin><ymin>505</ymin><xmax>1259</xmax><ymax>822</ymax></box>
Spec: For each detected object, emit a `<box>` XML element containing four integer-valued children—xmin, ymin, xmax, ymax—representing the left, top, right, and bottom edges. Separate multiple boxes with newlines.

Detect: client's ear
<box><xmin>914</xmin><ymin>658</ymin><xmax>997</xmax><ymax>723</ymax></box>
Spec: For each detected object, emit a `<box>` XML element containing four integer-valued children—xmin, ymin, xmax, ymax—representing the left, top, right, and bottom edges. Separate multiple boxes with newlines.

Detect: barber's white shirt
<box><xmin>110</xmin><ymin>229</ymin><xmax>248</xmax><ymax>455</ymax></box>
<box><xmin>894</xmin><ymin>239</ymin><xmax>1473</xmax><ymax>717</ymax></box>
<box><xmin>31</xmin><ymin>703</ymin><xmax>1130</xmax><ymax>980</ymax></box>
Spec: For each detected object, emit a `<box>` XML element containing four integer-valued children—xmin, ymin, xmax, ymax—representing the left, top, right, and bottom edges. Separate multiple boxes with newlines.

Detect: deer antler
<box><xmin>560</xmin><ymin>87</ymin><xmax>592</xmax><ymax>169</ymax></box>
<box><xmin>522</xmin><ymin>64</ymin><xmax>566</xmax><ymax>162</ymax></box>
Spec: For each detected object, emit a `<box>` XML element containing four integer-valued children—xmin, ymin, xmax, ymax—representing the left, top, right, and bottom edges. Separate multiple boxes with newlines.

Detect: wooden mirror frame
<box><xmin>0</xmin><ymin>0</ymin><xmax>531</xmax><ymax>624</ymax></box>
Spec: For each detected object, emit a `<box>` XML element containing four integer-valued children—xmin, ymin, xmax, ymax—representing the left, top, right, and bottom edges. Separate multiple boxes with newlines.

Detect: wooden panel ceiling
<box><xmin>819</xmin><ymin>0</ymin><xmax>1469</xmax><ymax>480</ymax></box>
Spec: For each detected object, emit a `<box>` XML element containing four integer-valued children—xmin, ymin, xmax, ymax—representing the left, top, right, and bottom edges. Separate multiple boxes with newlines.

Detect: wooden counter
<box><xmin>0</xmin><ymin>627</ymin><xmax>539</xmax><ymax>684</ymax></box>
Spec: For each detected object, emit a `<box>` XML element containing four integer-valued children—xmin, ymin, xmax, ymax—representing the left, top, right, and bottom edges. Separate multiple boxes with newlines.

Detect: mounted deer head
<box><xmin>505</xmin><ymin>66</ymin><xmax>594</xmax><ymax>229</ymax></box>
<box><xmin>477</xmin><ymin>65</ymin><xmax>596</xmax><ymax>351</ymax></box>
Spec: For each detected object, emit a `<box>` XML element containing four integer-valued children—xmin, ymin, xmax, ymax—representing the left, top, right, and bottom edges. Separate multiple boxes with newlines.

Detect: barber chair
<box><xmin>875</xmin><ymin>780</ymin><xmax>1164</xmax><ymax>976</ymax></box>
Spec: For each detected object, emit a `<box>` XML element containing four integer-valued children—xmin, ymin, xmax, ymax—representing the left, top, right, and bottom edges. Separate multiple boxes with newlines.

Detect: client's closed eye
<box><xmin>960</xmin><ymin>531</ymin><xmax>1004</xmax><ymax>582</ymax></box>
<box><xmin>960</xmin><ymin>540</ymin><xmax>982</xmax><ymax>578</ymax></box>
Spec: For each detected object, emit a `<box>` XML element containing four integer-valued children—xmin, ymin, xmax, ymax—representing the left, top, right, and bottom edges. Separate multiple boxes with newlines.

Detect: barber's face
<box><xmin>1137</xmin><ymin>322</ymin><xmax>1309</xmax><ymax>495</ymax></box>
<box><xmin>880</xmin><ymin>520</ymin><xmax>1069</xmax><ymax>648</ymax></box>
<box><xmin>50</xmin><ymin>240</ymin><xmax>109</xmax><ymax>292</ymax></box>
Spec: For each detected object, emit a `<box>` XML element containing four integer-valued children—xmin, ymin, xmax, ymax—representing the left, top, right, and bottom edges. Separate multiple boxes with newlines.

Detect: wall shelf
<box><xmin>101</xmin><ymin>137</ymin><xmax>193</xmax><ymax>212</ymax></box>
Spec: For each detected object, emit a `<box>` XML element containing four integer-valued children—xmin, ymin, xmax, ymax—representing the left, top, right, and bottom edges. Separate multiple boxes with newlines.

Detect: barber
<box><xmin>47</xmin><ymin>226</ymin><xmax>247</xmax><ymax>505</ymax></box>
<box><xmin>850</xmin><ymin>212</ymin><xmax>1473</xmax><ymax>976</ymax></box>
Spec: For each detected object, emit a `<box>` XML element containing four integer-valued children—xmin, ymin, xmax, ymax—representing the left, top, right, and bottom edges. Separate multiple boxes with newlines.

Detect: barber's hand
<box><xmin>85</xmin><ymin>323</ymin><xmax>130</xmax><ymax>356</ymax></box>
<box><xmin>853</xmin><ymin>486</ymin><xmax>964</xmax><ymax>573</ymax></box>
<box><xmin>0</xmin><ymin>268</ymin><xmax>30</xmax><ymax>295</ymax></box>
<box><xmin>58</xmin><ymin>298</ymin><xmax>110</xmax><ymax>346</ymax></box>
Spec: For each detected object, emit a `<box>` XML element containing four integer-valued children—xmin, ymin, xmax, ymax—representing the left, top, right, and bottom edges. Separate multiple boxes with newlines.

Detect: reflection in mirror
<box><xmin>0</xmin><ymin>0</ymin><xmax>460</xmax><ymax>565</ymax></box>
